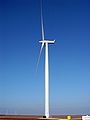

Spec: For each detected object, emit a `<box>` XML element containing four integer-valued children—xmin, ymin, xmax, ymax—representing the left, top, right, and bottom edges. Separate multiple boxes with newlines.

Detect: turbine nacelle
<box><xmin>39</xmin><ymin>40</ymin><xmax>55</xmax><ymax>44</ymax></box>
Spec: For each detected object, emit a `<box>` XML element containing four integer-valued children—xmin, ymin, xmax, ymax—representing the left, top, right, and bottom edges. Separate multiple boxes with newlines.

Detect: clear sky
<box><xmin>0</xmin><ymin>0</ymin><xmax>90</xmax><ymax>115</ymax></box>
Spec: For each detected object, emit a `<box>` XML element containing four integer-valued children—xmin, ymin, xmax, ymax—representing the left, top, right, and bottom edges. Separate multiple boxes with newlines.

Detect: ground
<box><xmin>0</xmin><ymin>115</ymin><xmax>82</xmax><ymax>120</ymax></box>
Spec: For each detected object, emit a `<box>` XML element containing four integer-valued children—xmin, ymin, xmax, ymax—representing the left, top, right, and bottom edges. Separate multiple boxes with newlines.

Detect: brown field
<box><xmin>0</xmin><ymin>115</ymin><xmax>82</xmax><ymax>120</ymax></box>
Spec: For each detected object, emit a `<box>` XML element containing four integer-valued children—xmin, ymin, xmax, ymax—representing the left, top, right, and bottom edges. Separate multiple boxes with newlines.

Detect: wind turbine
<box><xmin>36</xmin><ymin>3</ymin><xmax>55</xmax><ymax>118</ymax></box>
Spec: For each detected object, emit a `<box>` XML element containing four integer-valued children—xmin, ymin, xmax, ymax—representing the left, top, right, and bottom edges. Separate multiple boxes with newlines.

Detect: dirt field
<box><xmin>0</xmin><ymin>115</ymin><xmax>82</xmax><ymax>120</ymax></box>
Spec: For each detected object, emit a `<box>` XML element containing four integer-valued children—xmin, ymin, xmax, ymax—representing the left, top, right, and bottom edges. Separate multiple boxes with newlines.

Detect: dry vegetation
<box><xmin>0</xmin><ymin>115</ymin><xmax>82</xmax><ymax>120</ymax></box>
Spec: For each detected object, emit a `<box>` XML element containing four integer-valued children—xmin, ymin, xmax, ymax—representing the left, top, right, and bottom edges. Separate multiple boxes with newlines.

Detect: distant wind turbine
<box><xmin>36</xmin><ymin>1</ymin><xmax>55</xmax><ymax>118</ymax></box>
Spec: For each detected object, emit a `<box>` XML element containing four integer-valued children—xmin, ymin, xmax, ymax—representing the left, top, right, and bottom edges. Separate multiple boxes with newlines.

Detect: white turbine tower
<box><xmin>36</xmin><ymin>3</ymin><xmax>55</xmax><ymax>118</ymax></box>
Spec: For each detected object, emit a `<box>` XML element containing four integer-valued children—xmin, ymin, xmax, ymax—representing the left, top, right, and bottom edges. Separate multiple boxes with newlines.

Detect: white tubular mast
<box><xmin>45</xmin><ymin>42</ymin><xmax>49</xmax><ymax>118</ymax></box>
<box><xmin>39</xmin><ymin>40</ymin><xmax>55</xmax><ymax>118</ymax></box>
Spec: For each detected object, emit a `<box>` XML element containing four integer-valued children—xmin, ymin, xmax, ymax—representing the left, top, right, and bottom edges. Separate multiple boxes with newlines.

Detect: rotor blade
<box><xmin>36</xmin><ymin>42</ymin><xmax>44</xmax><ymax>73</ymax></box>
<box><xmin>41</xmin><ymin>0</ymin><xmax>44</xmax><ymax>41</ymax></box>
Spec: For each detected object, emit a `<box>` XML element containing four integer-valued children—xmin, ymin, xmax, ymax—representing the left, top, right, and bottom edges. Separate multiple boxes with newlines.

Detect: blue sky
<box><xmin>0</xmin><ymin>0</ymin><xmax>90</xmax><ymax>115</ymax></box>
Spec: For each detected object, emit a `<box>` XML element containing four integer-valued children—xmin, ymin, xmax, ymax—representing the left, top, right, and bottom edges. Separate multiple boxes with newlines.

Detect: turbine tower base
<box><xmin>43</xmin><ymin>116</ymin><xmax>46</xmax><ymax>118</ymax></box>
